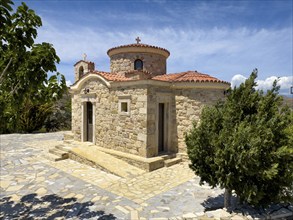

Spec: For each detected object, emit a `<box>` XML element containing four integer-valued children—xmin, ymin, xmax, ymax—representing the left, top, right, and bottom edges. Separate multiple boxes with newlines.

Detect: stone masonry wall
<box><xmin>110</xmin><ymin>53</ymin><xmax>166</xmax><ymax>76</ymax></box>
<box><xmin>145</xmin><ymin>86</ymin><xmax>225</xmax><ymax>156</ymax></box>
<box><xmin>71</xmin><ymin>95</ymin><xmax>82</xmax><ymax>141</ymax></box>
<box><xmin>71</xmin><ymin>79</ymin><xmax>148</xmax><ymax>157</ymax></box>
<box><xmin>174</xmin><ymin>89</ymin><xmax>225</xmax><ymax>154</ymax></box>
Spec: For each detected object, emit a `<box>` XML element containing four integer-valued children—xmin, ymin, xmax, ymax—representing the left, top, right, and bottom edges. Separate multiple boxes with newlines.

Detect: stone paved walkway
<box><xmin>0</xmin><ymin>133</ymin><xmax>225</xmax><ymax>219</ymax></box>
<box><xmin>0</xmin><ymin>132</ymin><xmax>235</xmax><ymax>219</ymax></box>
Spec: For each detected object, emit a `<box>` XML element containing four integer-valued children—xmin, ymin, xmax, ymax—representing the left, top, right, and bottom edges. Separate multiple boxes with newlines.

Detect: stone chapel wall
<box><xmin>71</xmin><ymin>95</ymin><xmax>82</xmax><ymax>140</ymax></box>
<box><xmin>110</xmin><ymin>53</ymin><xmax>166</xmax><ymax>76</ymax></box>
<box><xmin>71</xmin><ymin>79</ymin><xmax>148</xmax><ymax>156</ymax></box>
<box><xmin>144</xmin><ymin>86</ymin><xmax>226</xmax><ymax>157</ymax></box>
<box><xmin>174</xmin><ymin>89</ymin><xmax>226</xmax><ymax>154</ymax></box>
<box><xmin>97</xmin><ymin>86</ymin><xmax>148</xmax><ymax>156</ymax></box>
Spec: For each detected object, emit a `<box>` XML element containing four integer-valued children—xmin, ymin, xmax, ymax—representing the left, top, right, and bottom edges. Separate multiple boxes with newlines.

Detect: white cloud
<box><xmin>230</xmin><ymin>74</ymin><xmax>293</xmax><ymax>95</ymax></box>
<box><xmin>66</xmin><ymin>80</ymin><xmax>72</xmax><ymax>87</ymax></box>
<box><xmin>257</xmin><ymin>76</ymin><xmax>293</xmax><ymax>95</ymax></box>
<box><xmin>231</xmin><ymin>74</ymin><xmax>247</xmax><ymax>88</ymax></box>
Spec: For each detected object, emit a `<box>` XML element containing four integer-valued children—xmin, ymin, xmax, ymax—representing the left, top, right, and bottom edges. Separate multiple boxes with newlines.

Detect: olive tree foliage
<box><xmin>186</xmin><ymin>70</ymin><xmax>293</xmax><ymax>207</ymax></box>
<box><xmin>0</xmin><ymin>0</ymin><xmax>67</xmax><ymax>133</ymax></box>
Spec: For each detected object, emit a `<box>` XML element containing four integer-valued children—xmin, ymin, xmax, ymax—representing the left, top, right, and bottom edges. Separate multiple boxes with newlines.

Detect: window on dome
<box><xmin>134</xmin><ymin>59</ymin><xmax>143</xmax><ymax>70</ymax></box>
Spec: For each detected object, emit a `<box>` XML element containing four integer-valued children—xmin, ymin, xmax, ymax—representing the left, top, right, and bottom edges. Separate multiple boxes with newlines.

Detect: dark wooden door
<box><xmin>158</xmin><ymin>103</ymin><xmax>165</xmax><ymax>152</ymax></box>
<box><xmin>86</xmin><ymin>102</ymin><xmax>93</xmax><ymax>142</ymax></box>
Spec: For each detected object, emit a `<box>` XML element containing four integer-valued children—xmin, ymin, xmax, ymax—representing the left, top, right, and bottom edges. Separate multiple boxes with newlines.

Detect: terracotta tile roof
<box><xmin>152</xmin><ymin>71</ymin><xmax>230</xmax><ymax>84</ymax></box>
<box><xmin>92</xmin><ymin>71</ymin><xmax>131</xmax><ymax>81</ymax></box>
<box><xmin>74</xmin><ymin>70</ymin><xmax>229</xmax><ymax>85</ymax></box>
<box><xmin>107</xmin><ymin>43</ymin><xmax>170</xmax><ymax>56</ymax></box>
<box><xmin>124</xmin><ymin>69</ymin><xmax>152</xmax><ymax>75</ymax></box>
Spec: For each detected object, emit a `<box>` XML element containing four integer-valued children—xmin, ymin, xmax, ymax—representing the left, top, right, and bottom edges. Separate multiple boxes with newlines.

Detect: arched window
<box><xmin>79</xmin><ymin>66</ymin><xmax>84</xmax><ymax>78</ymax></box>
<box><xmin>134</xmin><ymin>59</ymin><xmax>143</xmax><ymax>70</ymax></box>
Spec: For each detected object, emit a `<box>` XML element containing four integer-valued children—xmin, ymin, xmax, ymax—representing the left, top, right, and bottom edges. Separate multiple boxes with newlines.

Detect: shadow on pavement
<box><xmin>201</xmin><ymin>193</ymin><xmax>238</xmax><ymax>211</ymax></box>
<box><xmin>201</xmin><ymin>193</ymin><xmax>225</xmax><ymax>211</ymax></box>
<box><xmin>0</xmin><ymin>193</ymin><xmax>116</xmax><ymax>219</ymax></box>
<box><xmin>201</xmin><ymin>193</ymin><xmax>293</xmax><ymax>219</ymax></box>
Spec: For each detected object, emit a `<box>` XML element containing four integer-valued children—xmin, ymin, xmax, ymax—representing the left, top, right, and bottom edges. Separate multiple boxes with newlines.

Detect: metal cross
<box><xmin>83</xmin><ymin>53</ymin><xmax>87</xmax><ymax>61</ymax></box>
<box><xmin>135</xmin><ymin>37</ymin><xmax>141</xmax><ymax>44</ymax></box>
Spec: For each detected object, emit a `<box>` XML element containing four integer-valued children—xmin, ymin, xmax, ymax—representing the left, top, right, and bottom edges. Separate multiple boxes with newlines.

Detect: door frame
<box><xmin>156</xmin><ymin>100</ymin><xmax>170</xmax><ymax>154</ymax></box>
<box><xmin>86</xmin><ymin>102</ymin><xmax>93</xmax><ymax>142</ymax></box>
<box><xmin>81</xmin><ymin>95</ymin><xmax>96</xmax><ymax>144</ymax></box>
<box><xmin>158</xmin><ymin>103</ymin><xmax>165</xmax><ymax>153</ymax></box>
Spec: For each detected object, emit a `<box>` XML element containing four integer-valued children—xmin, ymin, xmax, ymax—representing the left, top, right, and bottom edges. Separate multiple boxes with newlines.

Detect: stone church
<box><xmin>70</xmin><ymin>38</ymin><xmax>229</xmax><ymax>166</ymax></box>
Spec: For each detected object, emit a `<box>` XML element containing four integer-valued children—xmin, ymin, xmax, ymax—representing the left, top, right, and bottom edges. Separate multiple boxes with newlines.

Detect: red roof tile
<box><xmin>107</xmin><ymin>43</ymin><xmax>170</xmax><ymax>56</ymax></box>
<box><xmin>152</xmin><ymin>71</ymin><xmax>230</xmax><ymax>84</ymax></box>
<box><xmin>93</xmin><ymin>71</ymin><xmax>131</xmax><ymax>82</ymax></box>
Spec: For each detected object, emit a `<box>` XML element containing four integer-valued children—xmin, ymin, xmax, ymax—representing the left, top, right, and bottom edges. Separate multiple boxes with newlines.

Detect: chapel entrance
<box><xmin>158</xmin><ymin>103</ymin><xmax>166</xmax><ymax>152</ymax></box>
<box><xmin>86</xmin><ymin>102</ymin><xmax>93</xmax><ymax>142</ymax></box>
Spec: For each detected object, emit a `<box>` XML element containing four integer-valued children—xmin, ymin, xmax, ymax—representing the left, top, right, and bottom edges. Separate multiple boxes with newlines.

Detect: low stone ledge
<box><xmin>68</xmin><ymin>151</ymin><xmax>116</xmax><ymax>176</ymax></box>
<box><xmin>95</xmin><ymin>146</ymin><xmax>165</xmax><ymax>171</ymax></box>
<box><xmin>176</xmin><ymin>153</ymin><xmax>190</xmax><ymax>162</ymax></box>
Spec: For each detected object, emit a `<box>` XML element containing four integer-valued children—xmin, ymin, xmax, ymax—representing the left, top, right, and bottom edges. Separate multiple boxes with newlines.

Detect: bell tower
<box><xmin>74</xmin><ymin>53</ymin><xmax>95</xmax><ymax>82</ymax></box>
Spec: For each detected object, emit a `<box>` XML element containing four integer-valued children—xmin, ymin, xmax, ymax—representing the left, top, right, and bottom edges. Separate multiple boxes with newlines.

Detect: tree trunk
<box><xmin>0</xmin><ymin>57</ymin><xmax>12</xmax><ymax>83</ymax></box>
<box><xmin>224</xmin><ymin>188</ymin><xmax>232</xmax><ymax>208</ymax></box>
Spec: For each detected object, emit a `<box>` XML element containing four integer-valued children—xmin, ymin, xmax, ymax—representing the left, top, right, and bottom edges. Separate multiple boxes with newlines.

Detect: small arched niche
<box><xmin>134</xmin><ymin>59</ymin><xmax>143</xmax><ymax>70</ymax></box>
<box><xmin>79</xmin><ymin>66</ymin><xmax>84</xmax><ymax>78</ymax></box>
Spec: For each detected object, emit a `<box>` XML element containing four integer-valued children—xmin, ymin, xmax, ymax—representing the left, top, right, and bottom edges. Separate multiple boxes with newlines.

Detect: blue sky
<box><xmin>14</xmin><ymin>0</ymin><xmax>293</xmax><ymax>95</ymax></box>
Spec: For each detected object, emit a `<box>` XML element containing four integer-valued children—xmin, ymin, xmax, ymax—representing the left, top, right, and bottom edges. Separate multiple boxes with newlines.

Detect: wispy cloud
<box><xmin>33</xmin><ymin>0</ymin><xmax>291</xmax><ymax>97</ymax></box>
<box><xmin>37</xmin><ymin>21</ymin><xmax>291</xmax><ymax>75</ymax></box>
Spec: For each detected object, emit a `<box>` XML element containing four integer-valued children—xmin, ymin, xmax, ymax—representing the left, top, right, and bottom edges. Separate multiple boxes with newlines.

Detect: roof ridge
<box><xmin>93</xmin><ymin>70</ymin><xmax>110</xmax><ymax>74</ymax></box>
<box><xmin>172</xmin><ymin>71</ymin><xmax>191</xmax><ymax>81</ymax></box>
<box><xmin>107</xmin><ymin>43</ymin><xmax>170</xmax><ymax>55</ymax></box>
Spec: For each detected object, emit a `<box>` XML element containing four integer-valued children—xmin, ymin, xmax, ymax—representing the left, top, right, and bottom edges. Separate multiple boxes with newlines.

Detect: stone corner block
<box><xmin>137</xmin><ymin>133</ymin><xmax>147</xmax><ymax>142</ymax></box>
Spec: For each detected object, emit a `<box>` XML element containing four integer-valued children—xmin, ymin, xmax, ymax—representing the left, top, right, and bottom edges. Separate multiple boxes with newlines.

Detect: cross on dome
<box><xmin>135</xmin><ymin>37</ymin><xmax>141</xmax><ymax>44</ymax></box>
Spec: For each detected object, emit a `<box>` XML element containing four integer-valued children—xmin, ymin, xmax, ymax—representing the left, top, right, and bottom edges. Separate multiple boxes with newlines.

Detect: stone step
<box><xmin>49</xmin><ymin>148</ymin><xmax>69</xmax><ymax>159</ymax></box>
<box><xmin>160</xmin><ymin>153</ymin><xmax>177</xmax><ymax>160</ymax></box>
<box><xmin>55</xmin><ymin>144</ymin><xmax>72</xmax><ymax>153</ymax></box>
<box><xmin>164</xmin><ymin>157</ymin><xmax>182</xmax><ymax>167</ymax></box>
<box><xmin>43</xmin><ymin>153</ymin><xmax>64</xmax><ymax>162</ymax></box>
<box><xmin>63</xmin><ymin>139</ymin><xmax>75</xmax><ymax>144</ymax></box>
<box><xmin>63</xmin><ymin>132</ymin><xmax>74</xmax><ymax>140</ymax></box>
<box><xmin>176</xmin><ymin>153</ymin><xmax>189</xmax><ymax>162</ymax></box>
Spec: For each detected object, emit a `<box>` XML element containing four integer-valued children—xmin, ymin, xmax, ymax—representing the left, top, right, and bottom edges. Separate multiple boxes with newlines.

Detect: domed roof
<box><xmin>107</xmin><ymin>38</ymin><xmax>170</xmax><ymax>58</ymax></box>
